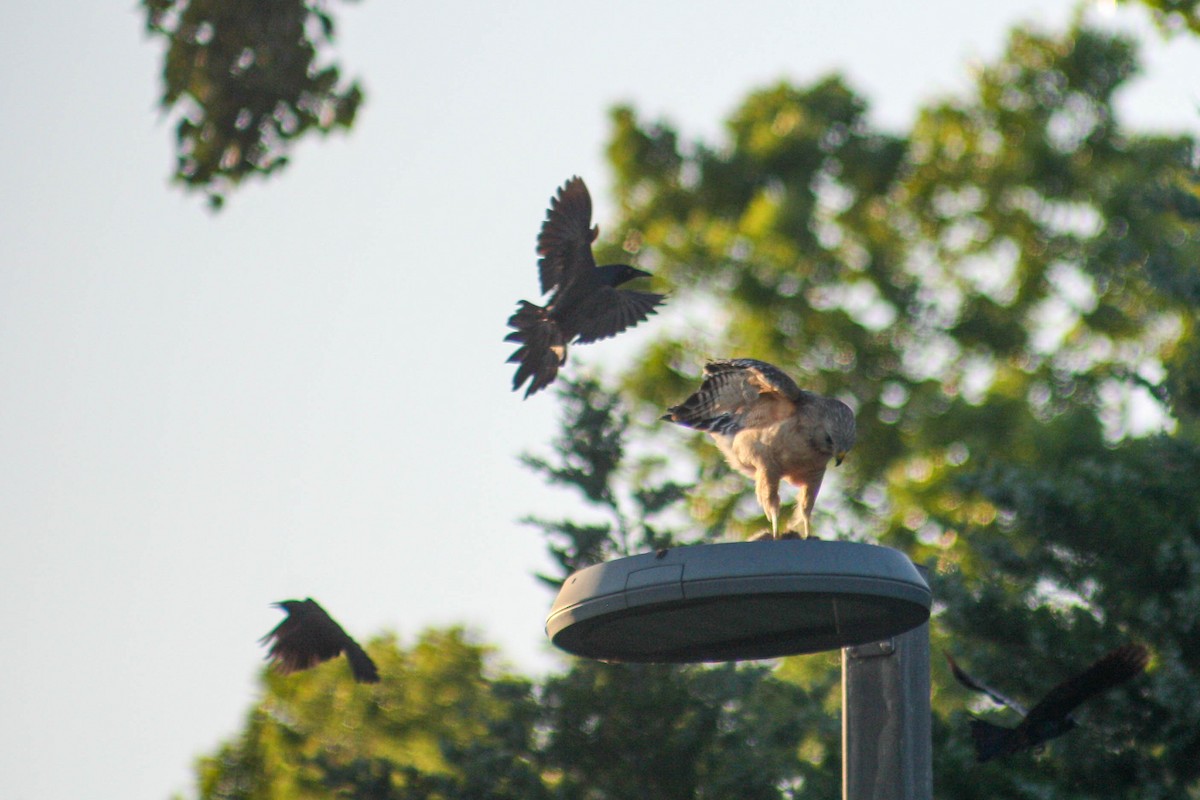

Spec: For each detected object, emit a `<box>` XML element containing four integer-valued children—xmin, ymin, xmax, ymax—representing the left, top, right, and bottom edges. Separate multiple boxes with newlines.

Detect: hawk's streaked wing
<box><xmin>662</xmin><ymin>358</ymin><xmax>856</xmax><ymax>538</ymax></box>
<box><xmin>664</xmin><ymin>358</ymin><xmax>804</xmax><ymax>436</ymax></box>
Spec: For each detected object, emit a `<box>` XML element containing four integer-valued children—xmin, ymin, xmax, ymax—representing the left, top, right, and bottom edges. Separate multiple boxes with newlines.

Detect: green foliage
<box><xmin>194</xmin><ymin>628</ymin><xmax>548</xmax><ymax>800</ymax></box>
<box><xmin>189</xmin><ymin>14</ymin><xmax>1200</xmax><ymax>800</ymax></box>
<box><xmin>517</xmin><ymin>370</ymin><xmax>843</xmax><ymax>799</ymax></box>
<box><xmin>519</xmin><ymin>377</ymin><xmax>691</xmax><ymax>586</ymax></box>
<box><xmin>539</xmin><ymin>660</ymin><xmax>838</xmax><ymax>800</ymax></box>
<box><xmin>1122</xmin><ymin>0</ymin><xmax>1200</xmax><ymax>36</ymax></box>
<box><xmin>603</xmin><ymin>21</ymin><xmax>1200</xmax><ymax>536</ymax></box>
<box><xmin>932</xmin><ymin>435</ymin><xmax>1200</xmax><ymax>793</ymax></box>
<box><xmin>192</xmin><ymin>620</ymin><xmax>831</xmax><ymax>800</ymax></box>
<box><xmin>142</xmin><ymin>0</ymin><xmax>364</xmax><ymax>209</ymax></box>
<box><xmin>600</xmin><ymin>18</ymin><xmax>1200</xmax><ymax>800</ymax></box>
<box><xmin>192</xmin><ymin>379</ymin><xmax>834</xmax><ymax>800</ymax></box>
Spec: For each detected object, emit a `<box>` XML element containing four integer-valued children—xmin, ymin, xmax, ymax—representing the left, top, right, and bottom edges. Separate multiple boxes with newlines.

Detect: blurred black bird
<box><xmin>946</xmin><ymin>643</ymin><xmax>1149</xmax><ymax>762</ymax></box>
<box><xmin>506</xmin><ymin>176</ymin><xmax>666</xmax><ymax>398</ymax></box>
<box><xmin>261</xmin><ymin>598</ymin><xmax>380</xmax><ymax>683</ymax></box>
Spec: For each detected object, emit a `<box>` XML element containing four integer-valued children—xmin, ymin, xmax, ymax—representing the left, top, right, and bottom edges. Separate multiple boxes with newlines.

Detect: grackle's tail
<box><xmin>505</xmin><ymin>301</ymin><xmax>566</xmax><ymax>399</ymax></box>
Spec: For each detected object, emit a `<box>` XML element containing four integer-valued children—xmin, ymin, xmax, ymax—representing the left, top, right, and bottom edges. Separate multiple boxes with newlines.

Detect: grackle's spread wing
<box><xmin>261</xmin><ymin>598</ymin><xmax>380</xmax><ymax>683</ymax></box>
<box><xmin>537</xmin><ymin>177</ymin><xmax>597</xmax><ymax>294</ymax></box>
<box><xmin>571</xmin><ymin>288</ymin><xmax>665</xmax><ymax>344</ymax></box>
<box><xmin>946</xmin><ymin>651</ymin><xmax>1030</xmax><ymax>717</ymax></box>
<box><xmin>1023</xmin><ymin>644</ymin><xmax>1149</xmax><ymax>727</ymax></box>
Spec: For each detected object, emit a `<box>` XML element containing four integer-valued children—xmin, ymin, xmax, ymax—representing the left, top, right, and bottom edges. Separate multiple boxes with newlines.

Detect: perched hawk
<box><xmin>946</xmin><ymin>644</ymin><xmax>1150</xmax><ymax>762</ymax></box>
<box><xmin>506</xmin><ymin>176</ymin><xmax>666</xmax><ymax>398</ymax></box>
<box><xmin>662</xmin><ymin>359</ymin><xmax>856</xmax><ymax>539</ymax></box>
<box><xmin>261</xmin><ymin>598</ymin><xmax>380</xmax><ymax>684</ymax></box>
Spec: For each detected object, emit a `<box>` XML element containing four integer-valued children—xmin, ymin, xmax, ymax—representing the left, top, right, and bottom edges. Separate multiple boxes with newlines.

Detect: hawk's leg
<box><xmin>788</xmin><ymin>484</ymin><xmax>814</xmax><ymax>539</ymax></box>
<box><xmin>754</xmin><ymin>470</ymin><xmax>782</xmax><ymax>538</ymax></box>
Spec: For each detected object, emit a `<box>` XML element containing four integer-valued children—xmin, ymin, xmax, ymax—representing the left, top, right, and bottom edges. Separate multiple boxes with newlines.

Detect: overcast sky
<box><xmin>2</xmin><ymin>2</ymin><xmax>1198</xmax><ymax>799</ymax></box>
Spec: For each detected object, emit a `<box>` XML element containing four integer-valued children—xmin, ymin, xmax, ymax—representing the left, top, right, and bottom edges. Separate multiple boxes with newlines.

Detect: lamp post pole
<box><xmin>841</xmin><ymin>565</ymin><xmax>932</xmax><ymax>800</ymax></box>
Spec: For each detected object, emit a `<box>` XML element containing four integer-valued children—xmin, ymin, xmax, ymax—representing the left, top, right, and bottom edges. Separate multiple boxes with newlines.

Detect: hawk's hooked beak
<box><xmin>835</xmin><ymin>451</ymin><xmax>847</xmax><ymax>467</ymax></box>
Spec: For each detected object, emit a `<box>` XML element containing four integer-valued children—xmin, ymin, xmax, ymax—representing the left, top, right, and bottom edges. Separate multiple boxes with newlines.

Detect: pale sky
<box><xmin>2</xmin><ymin>2</ymin><xmax>1197</xmax><ymax>799</ymax></box>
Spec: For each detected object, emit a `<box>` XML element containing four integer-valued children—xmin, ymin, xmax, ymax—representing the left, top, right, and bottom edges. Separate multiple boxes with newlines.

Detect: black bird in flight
<box><xmin>946</xmin><ymin>643</ymin><xmax>1149</xmax><ymax>762</ymax></box>
<box><xmin>506</xmin><ymin>176</ymin><xmax>666</xmax><ymax>398</ymax></box>
<box><xmin>261</xmin><ymin>598</ymin><xmax>380</xmax><ymax>684</ymax></box>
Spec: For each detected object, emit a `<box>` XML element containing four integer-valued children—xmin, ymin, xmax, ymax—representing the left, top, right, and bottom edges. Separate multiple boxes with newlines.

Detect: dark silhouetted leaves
<box><xmin>520</xmin><ymin>377</ymin><xmax>691</xmax><ymax>586</ymax></box>
<box><xmin>603</xmin><ymin>19</ymin><xmax>1200</xmax><ymax>799</ymax></box>
<box><xmin>142</xmin><ymin>0</ymin><xmax>364</xmax><ymax>209</ymax></box>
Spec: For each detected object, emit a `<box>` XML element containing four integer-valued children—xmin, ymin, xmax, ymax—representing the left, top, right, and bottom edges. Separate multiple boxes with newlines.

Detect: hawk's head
<box><xmin>825</xmin><ymin>399</ymin><xmax>856</xmax><ymax>465</ymax></box>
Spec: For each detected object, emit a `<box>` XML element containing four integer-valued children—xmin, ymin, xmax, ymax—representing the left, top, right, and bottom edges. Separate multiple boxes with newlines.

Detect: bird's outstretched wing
<box><xmin>261</xmin><ymin>598</ymin><xmax>380</xmax><ymax>684</ymax></box>
<box><xmin>663</xmin><ymin>358</ymin><xmax>803</xmax><ymax>435</ymax></box>
<box><xmin>1023</xmin><ymin>643</ymin><xmax>1149</xmax><ymax>726</ymax></box>
<box><xmin>537</xmin><ymin>176</ymin><xmax>597</xmax><ymax>294</ymax></box>
<box><xmin>572</xmin><ymin>288</ymin><xmax>666</xmax><ymax>344</ymax></box>
<box><xmin>945</xmin><ymin>651</ymin><xmax>1029</xmax><ymax>716</ymax></box>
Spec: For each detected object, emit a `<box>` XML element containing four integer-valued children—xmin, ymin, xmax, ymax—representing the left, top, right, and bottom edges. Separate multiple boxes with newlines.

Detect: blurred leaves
<box><xmin>539</xmin><ymin>659</ymin><xmax>839</xmax><ymax>800</ymax></box>
<box><xmin>142</xmin><ymin>0</ymin><xmax>364</xmax><ymax>209</ymax></box>
<box><xmin>1122</xmin><ymin>0</ymin><xmax>1200</xmax><ymax>36</ymax></box>
<box><xmin>519</xmin><ymin>378</ymin><xmax>628</xmax><ymax>508</ymax></box>
<box><xmin>519</xmin><ymin>377</ymin><xmax>691</xmax><ymax>586</ymax></box>
<box><xmin>195</xmin><ymin>627</ymin><xmax>834</xmax><ymax>800</ymax></box>
<box><xmin>190</xmin><ymin>13</ymin><xmax>1200</xmax><ymax>800</ymax></box>
<box><xmin>600</xmin><ymin>18</ymin><xmax>1200</xmax><ymax>798</ymax></box>
<box><xmin>608</xmin><ymin>21</ymin><xmax>1200</xmax><ymax>540</ymax></box>
<box><xmin>196</xmin><ymin>628</ymin><xmax>550</xmax><ymax>800</ymax></box>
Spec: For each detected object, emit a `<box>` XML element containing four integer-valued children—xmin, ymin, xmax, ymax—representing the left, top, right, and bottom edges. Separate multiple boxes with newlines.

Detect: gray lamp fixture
<box><xmin>546</xmin><ymin>539</ymin><xmax>931</xmax><ymax>663</ymax></box>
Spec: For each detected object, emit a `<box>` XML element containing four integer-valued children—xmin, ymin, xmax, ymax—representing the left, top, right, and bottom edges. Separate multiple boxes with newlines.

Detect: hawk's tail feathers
<box><xmin>968</xmin><ymin>718</ymin><xmax>1018</xmax><ymax>763</ymax></box>
<box><xmin>505</xmin><ymin>301</ymin><xmax>566</xmax><ymax>399</ymax></box>
<box><xmin>661</xmin><ymin>405</ymin><xmax>739</xmax><ymax>435</ymax></box>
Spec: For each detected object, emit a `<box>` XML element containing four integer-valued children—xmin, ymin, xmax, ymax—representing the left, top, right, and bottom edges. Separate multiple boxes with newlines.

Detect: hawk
<box><xmin>261</xmin><ymin>598</ymin><xmax>380</xmax><ymax>684</ymax></box>
<box><xmin>662</xmin><ymin>358</ymin><xmax>856</xmax><ymax>539</ymax></box>
<box><xmin>946</xmin><ymin>643</ymin><xmax>1150</xmax><ymax>762</ymax></box>
<box><xmin>506</xmin><ymin>176</ymin><xmax>666</xmax><ymax>398</ymax></box>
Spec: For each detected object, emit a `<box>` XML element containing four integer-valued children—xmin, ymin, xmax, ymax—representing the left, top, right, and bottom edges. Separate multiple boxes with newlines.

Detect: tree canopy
<box><xmin>142</xmin><ymin>0</ymin><xmax>363</xmax><ymax>209</ymax></box>
<box><xmin>598</xmin><ymin>17</ymin><xmax>1200</xmax><ymax>798</ymax></box>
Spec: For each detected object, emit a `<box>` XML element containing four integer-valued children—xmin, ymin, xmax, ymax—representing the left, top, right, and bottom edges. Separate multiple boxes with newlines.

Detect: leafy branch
<box><xmin>519</xmin><ymin>377</ymin><xmax>690</xmax><ymax>587</ymax></box>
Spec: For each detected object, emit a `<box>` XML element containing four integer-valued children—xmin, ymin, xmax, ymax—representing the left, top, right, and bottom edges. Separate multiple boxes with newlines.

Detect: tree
<box><xmin>188</xmin><ymin>381</ymin><xmax>839</xmax><ymax>800</ymax></box>
<box><xmin>142</xmin><ymin>0</ymin><xmax>364</xmax><ymax>209</ymax></box>
<box><xmin>538</xmin><ymin>658</ymin><xmax>836</xmax><ymax>800</ymax></box>
<box><xmin>192</xmin><ymin>628</ymin><xmax>548</xmax><ymax>800</ymax></box>
<box><xmin>524</xmin><ymin>379</ymin><xmax>839</xmax><ymax>800</ymax></box>
<box><xmin>603</xmin><ymin>19</ymin><xmax>1199</xmax><ymax>800</ymax></box>
<box><xmin>519</xmin><ymin>377</ymin><xmax>689</xmax><ymax>585</ymax></box>
<box><xmin>187</xmin><ymin>14</ymin><xmax>1200</xmax><ymax>800</ymax></box>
